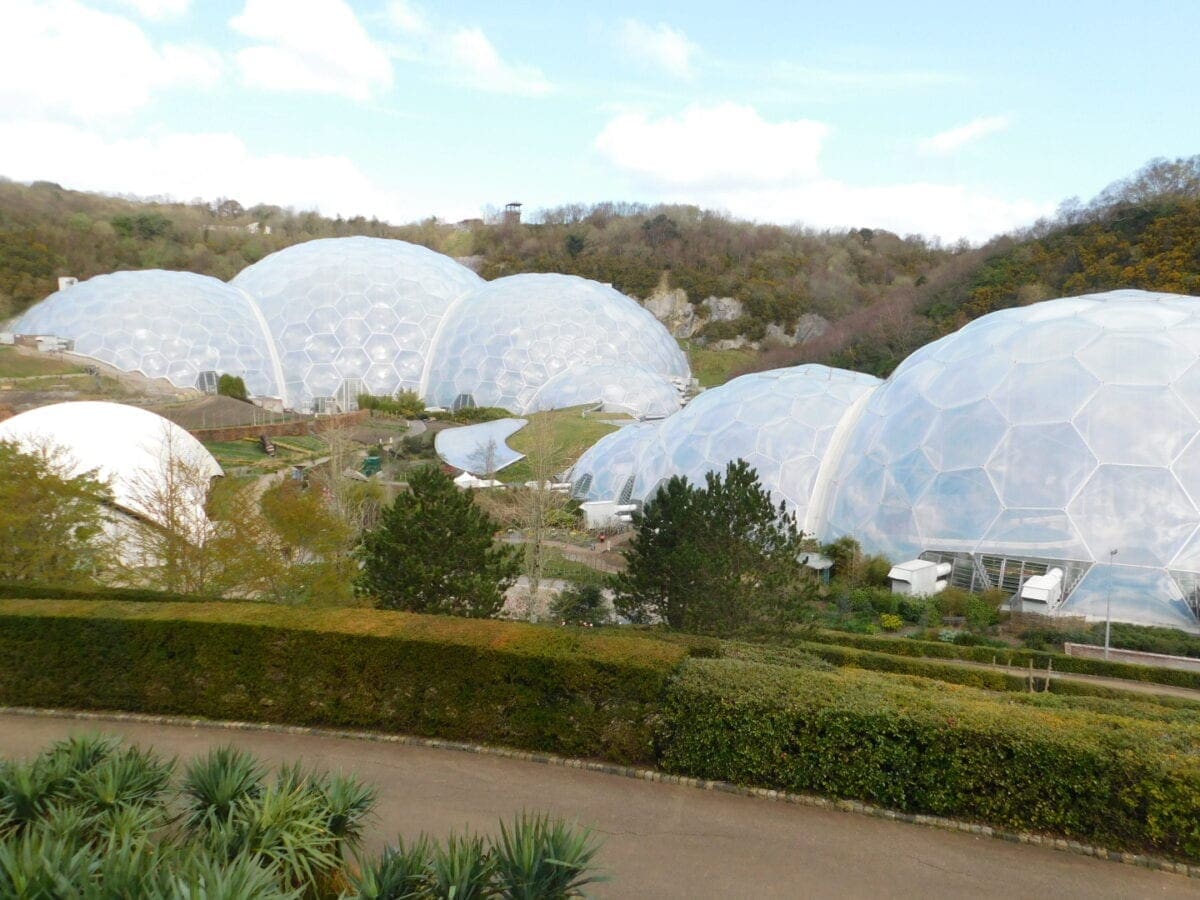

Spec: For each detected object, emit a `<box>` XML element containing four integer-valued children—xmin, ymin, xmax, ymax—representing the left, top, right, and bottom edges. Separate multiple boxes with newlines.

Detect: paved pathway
<box><xmin>0</xmin><ymin>713</ymin><xmax>1192</xmax><ymax>899</ymax></box>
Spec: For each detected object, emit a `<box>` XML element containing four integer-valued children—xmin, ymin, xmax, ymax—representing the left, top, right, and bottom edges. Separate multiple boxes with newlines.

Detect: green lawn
<box><xmin>204</xmin><ymin>435</ymin><xmax>327</xmax><ymax>470</ymax></box>
<box><xmin>684</xmin><ymin>342</ymin><xmax>757</xmax><ymax>388</ymax></box>
<box><xmin>501</xmin><ymin>407</ymin><xmax>619</xmax><ymax>483</ymax></box>
<box><xmin>0</xmin><ymin>347</ymin><xmax>85</xmax><ymax>378</ymax></box>
<box><xmin>542</xmin><ymin>548</ymin><xmax>613</xmax><ymax>589</ymax></box>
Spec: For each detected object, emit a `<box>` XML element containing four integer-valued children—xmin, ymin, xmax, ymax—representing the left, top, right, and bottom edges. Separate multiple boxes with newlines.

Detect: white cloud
<box><xmin>386</xmin><ymin>0</ymin><xmax>428</xmax><ymax>35</ymax></box>
<box><xmin>703</xmin><ymin>181</ymin><xmax>1050</xmax><ymax>244</ymax></box>
<box><xmin>444</xmin><ymin>27</ymin><xmax>553</xmax><ymax>96</ymax></box>
<box><xmin>595</xmin><ymin>103</ymin><xmax>827</xmax><ymax>189</ymax></box>
<box><xmin>596</xmin><ymin>104</ymin><xmax>1048</xmax><ymax>241</ymax></box>
<box><xmin>0</xmin><ymin>0</ymin><xmax>219</xmax><ymax>120</ymax></box>
<box><xmin>230</xmin><ymin>0</ymin><xmax>392</xmax><ymax>100</ymax></box>
<box><xmin>107</xmin><ymin>0</ymin><xmax>189</xmax><ymax>19</ymax></box>
<box><xmin>919</xmin><ymin>115</ymin><xmax>1011</xmax><ymax>156</ymax></box>
<box><xmin>0</xmin><ymin>120</ymin><xmax>417</xmax><ymax>222</ymax></box>
<box><xmin>618</xmin><ymin>19</ymin><xmax>697</xmax><ymax>78</ymax></box>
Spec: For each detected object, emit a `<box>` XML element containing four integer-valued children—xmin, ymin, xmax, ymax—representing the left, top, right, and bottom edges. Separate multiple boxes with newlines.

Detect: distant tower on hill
<box><xmin>503</xmin><ymin>202</ymin><xmax>522</xmax><ymax>225</ymax></box>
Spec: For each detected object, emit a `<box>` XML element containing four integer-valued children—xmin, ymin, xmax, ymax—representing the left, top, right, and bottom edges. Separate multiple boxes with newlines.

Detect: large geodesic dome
<box><xmin>529</xmin><ymin>363</ymin><xmax>682</xmax><ymax>419</ymax></box>
<box><xmin>422</xmin><ymin>274</ymin><xmax>690</xmax><ymax>415</ymax></box>
<box><xmin>824</xmin><ymin>289</ymin><xmax>1200</xmax><ymax>631</ymax></box>
<box><xmin>14</xmin><ymin>271</ymin><xmax>284</xmax><ymax>397</ymax></box>
<box><xmin>575</xmin><ymin>365</ymin><xmax>880</xmax><ymax>531</ymax></box>
<box><xmin>232</xmin><ymin>237</ymin><xmax>483</xmax><ymax>410</ymax></box>
<box><xmin>570</xmin><ymin>421</ymin><xmax>662</xmax><ymax>503</ymax></box>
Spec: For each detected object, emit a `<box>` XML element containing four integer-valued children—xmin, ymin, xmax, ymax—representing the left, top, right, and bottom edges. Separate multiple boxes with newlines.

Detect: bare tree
<box><xmin>514</xmin><ymin>410</ymin><xmax>573</xmax><ymax>621</ymax></box>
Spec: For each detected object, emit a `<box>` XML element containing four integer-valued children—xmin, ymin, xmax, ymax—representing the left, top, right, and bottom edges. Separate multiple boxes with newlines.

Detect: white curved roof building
<box><xmin>422</xmin><ymin>273</ymin><xmax>689</xmax><ymax>416</ymax></box>
<box><xmin>574</xmin><ymin>291</ymin><xmax>1200</xmax><ymax>632</ymax></box>
<box><xmin>231</xmin><ymin>237</ymin><xmax>483</xmax><ymax>410</ymax></box>
<box><xmin>13</xmin><ymin>241</ymin><xmax>691</xmax><ymax>420</ymax></box>
<box><xmin>0</xmin><ymin>401</ymin><xmax>221</xmax><ymax>531</ymax></box>
<box><xmin>573</xmin><ymin>365</ymin><xmax>880</xmax><ymax>532</ymax></box>
<box><xmin>824</xmin><ymin>289</ymin><xmax>1200</xmax><ymax>631</ymax></box>
<box><xmin>529</xmin><ymin>363</ymin><xmax>682</xmax><ymax>419</ymax></box>
<box><xmin>14</xmin><ymin>271</ymin><xmax>284</xmax><ymax>398</ymax></box>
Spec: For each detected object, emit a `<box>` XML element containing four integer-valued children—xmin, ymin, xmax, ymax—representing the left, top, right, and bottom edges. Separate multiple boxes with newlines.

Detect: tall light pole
<box><xmin>1104</xmin><ymin>549</ymin><xmax>1118</xmax><ymax>660</ymax></box>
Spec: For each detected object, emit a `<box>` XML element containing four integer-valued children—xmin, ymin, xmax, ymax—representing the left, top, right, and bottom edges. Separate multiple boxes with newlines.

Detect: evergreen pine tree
<box><xmin>613</xmin><ymin>460</ymin><xmax>814</xmax><ymax>634</ymax></box>
<box><xmin>355</xmin><ymin>465</ymin><xmax>520</xmax><ymax>617</ymax></box>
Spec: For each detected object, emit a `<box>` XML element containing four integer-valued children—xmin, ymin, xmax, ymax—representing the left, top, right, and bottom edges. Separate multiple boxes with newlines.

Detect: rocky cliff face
<box><xmin>641</xmin><ymin>284</ymin><xmax>829</xmax><ymax>350</ymax></box>
<box><xmin>643</xmin><ymin>287</ymin><xmax>699</xmax><ymax>339</ymax></box>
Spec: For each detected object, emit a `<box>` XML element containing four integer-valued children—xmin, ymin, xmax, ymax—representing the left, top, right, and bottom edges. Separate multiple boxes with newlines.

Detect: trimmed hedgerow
<box><xmin>804</xmin><ymin>629</ymin><xmax>1200</xmax><ymax>691</ymax></box>
<box><xmin>656</xmin><ymin>658</ymin><xmax>1200</xmax><ymax>860</ymax></box>
<box><xmin>0</xmin><ymin>600</ymin><xmax>686</xmax><ymax>764</ymax></box>
<box><xmin>0</xmin><ymin>582</ymin><xmax>223</xmax><ymax>603</ymax></box>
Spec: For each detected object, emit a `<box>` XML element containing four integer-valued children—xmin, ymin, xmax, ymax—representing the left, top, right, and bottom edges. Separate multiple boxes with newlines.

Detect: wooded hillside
<box><xmin>3</xmin><ymin>156</ymin><xmax>1197</xmax><ymax>380</ymax></box>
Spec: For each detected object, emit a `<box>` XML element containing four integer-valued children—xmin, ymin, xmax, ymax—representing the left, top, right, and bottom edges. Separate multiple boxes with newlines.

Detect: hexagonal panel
<box><xmin>986</xmin><ymin>423</ymin><xmax>1096</xmax><ymax>508</ymax></box>
<box><xmin>1068</xmin><ymin>465</ymin><xmax>1198</xmax><ymax>567</ymax></box>
<box><xmin>1074</xmin><ymin>385</ymin><xmax>1197</xmax><ymax>466</ymax></box>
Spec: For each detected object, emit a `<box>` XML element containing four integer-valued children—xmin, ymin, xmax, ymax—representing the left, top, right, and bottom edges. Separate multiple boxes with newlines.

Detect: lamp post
<box><xmin>1104</xmin><ymin>549</ymin><xmax>1118</xmax><ymax>660</ymax></box>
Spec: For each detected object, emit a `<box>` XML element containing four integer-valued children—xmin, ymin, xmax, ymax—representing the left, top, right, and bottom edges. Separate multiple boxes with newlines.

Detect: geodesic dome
<box><xmin>14</xmin><ymin>271</ymin><xmax>284</xmax><ymax>398</ymax></box>
<box><xmin>824</xmin><ymin>289</ymin><xmax>1200</xmax><ymax>631</ymax></box>
<box><xmin>569</xmin><ymin>421</ymin><xmax>662</xmax><ymax>503</ymax></box>
<box><xmin>0</xmin><ymin>401</ymin><xmax>221</xmax><ymax>530</ymax></box>
<box><xmin>232</xmin><ymin>237</ymin><xmax>482</xmax><ymax>411</ymax></box>
<box><xmin>528</xmin><ymin>363</ymin><xmax>681</xmax><ymax>418</ymax></box>
<box><xmin>622</xmin><ymin>365</ymin><xmax>881</xmax><ymax>531</ymax></box>
<box><xmin>422</xmin><ymin>274</ymin><xmax>690</xmax><ymax>415</ymax></box>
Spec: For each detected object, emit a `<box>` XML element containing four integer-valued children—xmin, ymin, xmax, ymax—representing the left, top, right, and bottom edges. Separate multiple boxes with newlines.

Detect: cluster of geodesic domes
<box><xmin>13</xmin><ymin>237</ymin><xmax>690</xmax><ymax>417</ymax></box>
<box><xmin>572</xmin><ymin>290</ymin><xmax>1200</xmax><ymax>633</ymax></box>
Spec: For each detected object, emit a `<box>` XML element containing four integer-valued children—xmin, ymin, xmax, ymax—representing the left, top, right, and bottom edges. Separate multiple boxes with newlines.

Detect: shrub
<box><xmin>879</xmin><ymin>614</ymin><xmax>903</xmax><ymax>632</ymax></box>
<box><xmin>0</xmin><ymin>600</ymin><xmax>685</xmax><ymax>764</ymax></box>
<box><xmin>217</xmin><ymin>374</ymin><xmax>249</xmax><ymax>401</ymax></box>
<box><xmin>550</xmin><ymin>584</ymin><xmax>609</xmax><ymax>626</ymax></box>
<box><xmin>802</xmin><ymin>628</ymin><xmax>1200</xmax><ymax>691</ymax></box>
<box><xmin>657</xmin><ymin>658</ymin><xmax>1200</xmax><ymax>859</ymax></box>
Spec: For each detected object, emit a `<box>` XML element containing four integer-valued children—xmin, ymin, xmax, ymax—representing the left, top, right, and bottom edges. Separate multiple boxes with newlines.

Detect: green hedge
<box><xmin>806</xmin><ymin>629</ymin><xmax>1200</xmax><ymax>690</ymax></box>
<box><xmin>0</xmin><ymin>582</ymin><xmax>223</xmax><ymax>603</ymax></box>
<box><xmin>657</xmin><ymin>658</ymin><xmax>1200</xmax><ymax>859</ymax></box>
<box><xmin>0</xmin><ymin>600</ymin><xmax>686</xmax><ymax>765</ymax></box>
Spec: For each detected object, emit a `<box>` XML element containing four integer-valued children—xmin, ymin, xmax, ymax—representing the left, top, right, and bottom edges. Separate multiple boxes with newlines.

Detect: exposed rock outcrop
<box><xmin>643</xmin><ymin>287</ymin><xmax>699</xmax><ymax>339</ymax></box>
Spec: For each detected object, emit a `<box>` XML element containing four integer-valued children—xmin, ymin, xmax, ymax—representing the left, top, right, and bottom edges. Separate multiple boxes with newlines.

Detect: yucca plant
<box><xmin>70</xmin><ymin>745</ymin><xmax>175</xmax><ymax>815</ymax></box>
<box><xmin>311</xmin><ymin>772</ymin><xmax>378</xmax><ymax>859</ymax></box>
<box><xmin>492</xmin><ymin>813</ymin><xmax>605</xmax><ymax>900</ymax></box>
<box><xmin>45</xmin><ymin>733</ymin><xmax>120</xmax><ymax>778</ymax></box>
<box><xmin>0</xmin><ymin>829</ymin><xmax>97</xmax><ymax>896</ymax></box>
<box><xmin>0</xmin><ymin>756</ymin><xmax>73</xmax><ymax>835</ymax></box>
<box><xmin>205</xmin><ymin>781</ymin><xmax>340</xmax><ymax>889</ymax></box>
<box><xmin>149</xmin><ymin>848</ymin><xmax>303</xmax><ymax>900</ymax></box>
<box><xmin>348</xmin><ymin>836</ymin><xmax>433</xmax><ymax>900</ymax></box>
<box><xmin>429</xmin><ymin>830</ymin><xmax>494</xmax><ymax>900</ymax></box>
<box><xmin>181</xmin><ymin>745</ymin><xmax>267</xmax><ymax>831</ymax></box>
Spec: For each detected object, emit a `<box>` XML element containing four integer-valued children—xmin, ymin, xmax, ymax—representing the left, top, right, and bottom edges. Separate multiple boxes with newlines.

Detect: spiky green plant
<box><xmin>348</xmin><ymin>836</ymin><xmax>433</xmax><ymax>900</ymax></box>
<box><xmin>429</xmin><ymin>830</ymin><xmax>494</xmax><ymax>900</ymax></box>
<box><xmin>150</xmin><ymin>848</ymin><xmax>302</xmax><ymax>900</ymax></box>
<box><xmin>45</xmin><ymin>733</ymin><xmax>120</xmax><ymax>778</ymax></box>
<box><xmin>492</xmin><ymin>813</ymin><xmax>605</xmax><ymax>899</ymax></box>
<box><xmin>205</xmin><ymin>781</ymin><xmax>339</xmax><ymax>889</ymax></box>
<box><xmin>0</xmin><ymin>829</ymin><xmax>96</xmax><ymax>896</ymax></box>
<box><xmin>181</xmin><ymin>745</ymin><xmax>267</xmax><ymax>831</ymax></box>
<box><xmin>70</xmin><ymin>745</ymin><xmax>175</xmax><ymax>815</ymax></box>
<box><xmin>0</xmin><ymin>757</ymin><xmax>72</xmax><ymax>835</ymax></box>
<box><xmin>311</xmin><ymin>772</ymin><xmax>378</xmax><ymax>857</ymax></box>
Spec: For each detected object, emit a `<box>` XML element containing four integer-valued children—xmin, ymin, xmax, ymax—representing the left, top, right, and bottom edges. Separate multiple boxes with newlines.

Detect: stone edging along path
<box><xmin>2</xmin><ymin>705</ymin><xmax>1196</xmax><ymax>880</ymax></box>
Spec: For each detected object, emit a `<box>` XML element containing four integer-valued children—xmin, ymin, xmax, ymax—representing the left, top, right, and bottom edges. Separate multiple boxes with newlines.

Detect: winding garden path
<box><xmin>0</xmin><ymin>712</ymin><xmax>1193</xmax><ymax>898</ymax></box>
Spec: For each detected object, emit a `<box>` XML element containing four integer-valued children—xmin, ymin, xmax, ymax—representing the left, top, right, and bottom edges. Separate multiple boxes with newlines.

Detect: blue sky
<box><xmin>2</xmin><ymin>0</ymin><xmax>1197</xmax><ymax>241</ymax></box>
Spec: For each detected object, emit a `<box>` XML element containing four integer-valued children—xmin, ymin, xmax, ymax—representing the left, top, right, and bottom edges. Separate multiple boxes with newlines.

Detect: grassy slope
<box><xmin>501</xmin><ymin>407</ymin><xmax>618</xmax><ymax>483</ymax></box>
<box><xmin>684</xmin><ymin>342</ymin><xmax>757</xmax><ymax>388</ymax></box>
<box><xmin>0</xmin><ymin>347</ymin><xmax>84</xmax><ymax>378</ymax></box>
